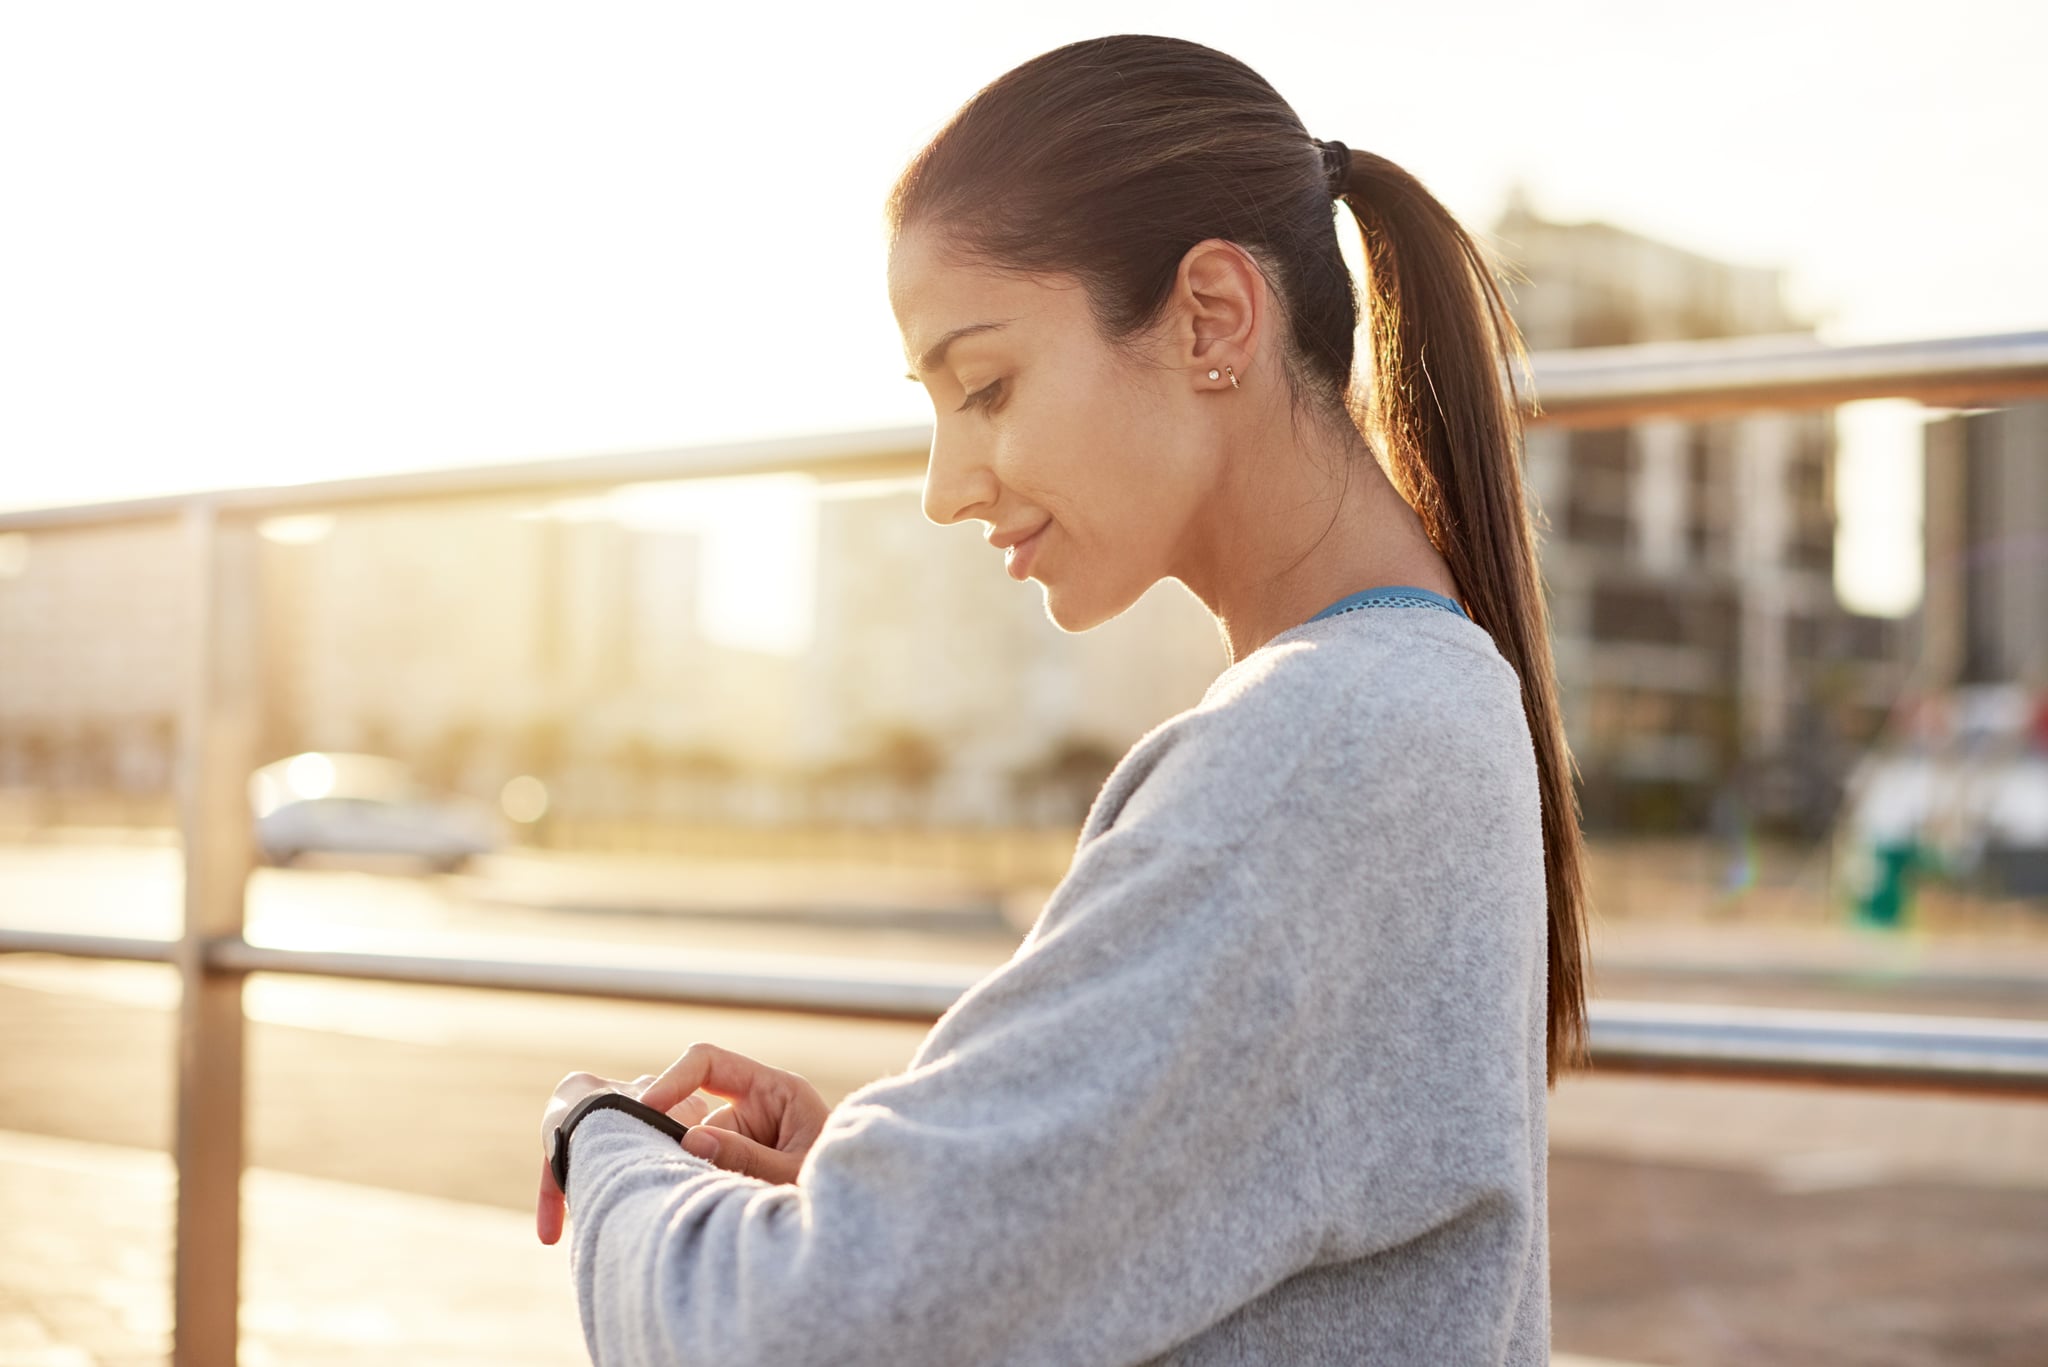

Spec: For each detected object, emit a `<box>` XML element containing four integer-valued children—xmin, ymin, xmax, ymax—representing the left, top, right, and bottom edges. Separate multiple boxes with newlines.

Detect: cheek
<box><xmin>990</xmin><ymin>370</ymin><xmax>1097</xmax><ymax>493</ymax></box>
<box><xmin>999</xmin><ymin>362</ymin><xmax>1177</xmax><ymax>538</ymax></box>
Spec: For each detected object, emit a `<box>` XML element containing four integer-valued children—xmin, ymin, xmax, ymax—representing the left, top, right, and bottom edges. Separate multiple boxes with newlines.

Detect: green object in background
<box><xmin>1855</xmin><ymin>838</ymin><xmax>1925</xmax><ymax>928</ymax></box>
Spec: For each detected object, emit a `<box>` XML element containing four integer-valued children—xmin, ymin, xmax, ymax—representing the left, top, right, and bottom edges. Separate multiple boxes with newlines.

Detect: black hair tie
<box><xmin>1316</xmin><ymin>139</ymin><xmax>1351</xmax><ymax>196</ymax></box>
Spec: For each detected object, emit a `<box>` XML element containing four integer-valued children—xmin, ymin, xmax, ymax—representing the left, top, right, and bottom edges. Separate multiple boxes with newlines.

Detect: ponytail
<box><xmin>1332</xmin><ymin>148</ymin><xmax>1593</xmax><ymax>1084</ymax></box>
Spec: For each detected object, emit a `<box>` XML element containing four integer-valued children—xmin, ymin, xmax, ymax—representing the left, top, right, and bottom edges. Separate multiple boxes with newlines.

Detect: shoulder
<box><xmin>1084</xmin><ymin>614</ymin><xmax>1533</xmax><ymax>854</ymax></box>
<box><xmin>1219</xmin><ymin>611</ymin><xmax>1525</xmax><ymax>749</ymax></box>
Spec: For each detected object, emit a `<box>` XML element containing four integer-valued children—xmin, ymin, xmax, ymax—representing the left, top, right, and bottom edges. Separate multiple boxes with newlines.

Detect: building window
<box><xmin>1566</xmin><ymin>427</ymin><xmax>1632</xmax><ymax>548</ymax></box>
<box><xmin>1591</xmin><ymin>583</ymin><xmax>1684</xmax><ymax>644</ymax></box>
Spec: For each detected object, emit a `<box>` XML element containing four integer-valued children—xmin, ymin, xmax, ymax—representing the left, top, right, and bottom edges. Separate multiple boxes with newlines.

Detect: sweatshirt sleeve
<box><xmin>563</xmin><ymin>818</ymin><xmax>1339</xmax><ymax>1367</ymax></box>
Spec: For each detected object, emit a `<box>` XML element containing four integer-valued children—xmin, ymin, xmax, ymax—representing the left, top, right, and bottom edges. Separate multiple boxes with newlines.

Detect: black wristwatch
<box><xmin>549</xmin><ymin>1091</ymin><xmax>694</xmax><ymax>1198</ymax></box>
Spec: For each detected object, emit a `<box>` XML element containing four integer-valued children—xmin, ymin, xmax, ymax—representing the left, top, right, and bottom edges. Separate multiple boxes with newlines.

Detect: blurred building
<box><xmin>1493</xmin><ymin>187</ymin><xmax>1907</xmax><ymax>836</ymax></box>
<box><xmin>799</xmin><ymin>486</ymin><xmax>1225</xmax><ymax>825</ymax></box>
<box><xmin>262</xmin><ymin>503</ymin><xmax>805</xmax><ymax>819</ymax></box>
<box><xmin>0</xmin><ymin>523</ymin><xmax>185</xmax><ymax>801</ymax></box>
<box><xmin>3</xmin><ymin>195</ymin><xmax>1957</xmax><ymax>841</ymax></box>
<box><xmin>1921</xmin><ymin>399</ymin><xmax>2048</xmax><ymax>689</ymax></box>
<box><xmin>1868</xmin><ymin>397</ymin><xmax>2048</xmax><ymax>895</ymax></box>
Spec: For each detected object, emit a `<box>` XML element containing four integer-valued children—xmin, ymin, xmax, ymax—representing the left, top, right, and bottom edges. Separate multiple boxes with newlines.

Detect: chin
<box><xmin>1037</xmin><ymin>576</ymin><xmax>1147</xmax><ymax>634</ymax></box>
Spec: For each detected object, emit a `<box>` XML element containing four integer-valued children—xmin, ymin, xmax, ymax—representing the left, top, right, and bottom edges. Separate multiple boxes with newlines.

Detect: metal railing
<box><xmin>2</xmin><ymin>327</ymin><xmax>2047</xmax><ymax>1366</ymax></box>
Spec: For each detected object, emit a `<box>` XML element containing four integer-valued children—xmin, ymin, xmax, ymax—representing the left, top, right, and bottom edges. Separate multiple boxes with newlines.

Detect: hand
<box><xmin>536</xmin><ymin>1069</ymin><xmax>716</xmax><ymax>1246</ymax></box>
<box><xmin>636</xmin><ymin>1041</ymin><xmax>831</xmax><ymax>1188</ymax></box>
<box><xmin>534</xmin><ymin>1045</ymin><xmax>832</xmax><ymax>1246</ymax></box>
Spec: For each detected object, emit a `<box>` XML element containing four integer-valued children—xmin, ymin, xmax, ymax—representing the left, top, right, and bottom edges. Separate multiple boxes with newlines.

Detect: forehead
<box><xmin>889</xmin><ymin>232</ymin><xmax>1004</xmax><ymax>333</ymax></box>
<box><xmin>887</xmin><ymin>228</ymin><xmax>979</xmax><ymax>314</ymax></box>
<box><xmin>889</xmin><ymin>230</ymin><xmax>1070</xmax><ymax>369</ymax></box>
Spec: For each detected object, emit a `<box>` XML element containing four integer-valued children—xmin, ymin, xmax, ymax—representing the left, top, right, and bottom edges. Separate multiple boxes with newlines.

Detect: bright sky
<box><xmin>3</xmin><ymin>1</ymin><xmax>2043</xmax><ymax>622</ymax></box>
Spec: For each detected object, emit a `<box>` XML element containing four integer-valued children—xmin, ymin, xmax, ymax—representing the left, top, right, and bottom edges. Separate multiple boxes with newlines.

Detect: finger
<box><xmin>537</xmin><ymin>1158</ymin><xmax>565</xmax><ymax>1245</ymax></box>
<box><xmin>651</xmin><ymin>1088</ymin><xmax>716</xmax><ymax>1124</ymax></box>
<box><xmin>637</xmin><ymin>1042</ymin><xmax>777</xmax><ymax>1117</ymax></box>
<box><xmin>682</xmin><ymin>1122</ymin><xmax>803</xmax><ymax>1185</ymax></box>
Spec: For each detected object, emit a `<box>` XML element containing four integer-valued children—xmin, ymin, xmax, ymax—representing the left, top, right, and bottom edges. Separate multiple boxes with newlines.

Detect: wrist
<box><xmin>550</xmin><ymin>1091</ymin><xmax>693</xmax><ymax>1197</ymax></box>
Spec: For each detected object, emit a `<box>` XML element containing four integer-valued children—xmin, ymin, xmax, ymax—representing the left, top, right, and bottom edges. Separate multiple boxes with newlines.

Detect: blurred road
<box><xmin>3</xmin><ymin>840</ymin><xmax>2047</xmax><ymax>1364</ymax></box>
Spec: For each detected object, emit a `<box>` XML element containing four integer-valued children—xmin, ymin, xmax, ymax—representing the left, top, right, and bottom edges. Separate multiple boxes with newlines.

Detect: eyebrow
<box><xmin>903</xmin><ymin>320</ymin><xmax>1013</xmax><ymax>381</ymax></box>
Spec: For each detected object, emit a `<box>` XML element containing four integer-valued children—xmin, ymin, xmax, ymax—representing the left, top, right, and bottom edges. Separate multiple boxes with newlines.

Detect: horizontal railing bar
<box><xmin>204</xmin><ymin>938</ymin><xmax>971</xmax><ymax>1021</ymax></box>
<box><xmin>1593</xmin><ymin>956</ymin><xmax>2048</xmax><ymax>998</ymax></box>
<box><xmin>3</xmin><ymin>329</ymin><xmax>2045</xmax><ymax>532</ymax></box>
<box><xmin>1589</xmin><ymin>999</ymin><xmax>2048</xmax><ymax>1099</ymax></box>
<box><xmin>1577</xmin><ymin>1051</ymin><xmax>2048</xmax><ymax>1100</ymax></box>
<box><xmin>4</xmin><ymin>926</ymin><xmax>2039</xmax><ymax>1000</ymax></box>
<box><xmin>0</xmin><ymin>424</ymin><xmax>933</xmax><ymax>534</ymax></box>
<box><xmin>0</xmin><ymin>929</ymin><xmax>178</xmax><ymax>963</ymax></box>
<box><xmin>5</xmin><ymin>929</ymin><xmax>2046</xmax><ymax>1095</ymax></box>
<box><xmin>1523</xmin><ymin>327</ymin><xmax>2048</xmax><ymax>427</ymax></box>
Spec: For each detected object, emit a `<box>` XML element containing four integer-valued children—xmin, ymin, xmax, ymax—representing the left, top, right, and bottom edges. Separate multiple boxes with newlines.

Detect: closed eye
<box><xmin>956</xmin><ymin>379</ymin><xmax>1004</xmax><ymax>414</ymax></box>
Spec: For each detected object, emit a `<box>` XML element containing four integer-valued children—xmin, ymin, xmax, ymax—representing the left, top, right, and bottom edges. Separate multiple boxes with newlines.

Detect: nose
<box><xmin>919</xmin><ymin>426</ymin><xmax>998</xmax><ymax>528</ymax></box>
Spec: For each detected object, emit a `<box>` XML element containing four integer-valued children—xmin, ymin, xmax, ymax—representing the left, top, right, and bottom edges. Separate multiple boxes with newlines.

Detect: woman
<box><xmin>537</xmin><ymin>32</ymin><xmax>1591</xmax><ymax>1365</ymax></box>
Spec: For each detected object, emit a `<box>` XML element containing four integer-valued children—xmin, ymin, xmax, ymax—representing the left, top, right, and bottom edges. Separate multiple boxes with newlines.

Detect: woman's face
<box><xmin>888</xmin><ymin>226</ymin><xmax>1225</xmax><ymax>632</ymax></box>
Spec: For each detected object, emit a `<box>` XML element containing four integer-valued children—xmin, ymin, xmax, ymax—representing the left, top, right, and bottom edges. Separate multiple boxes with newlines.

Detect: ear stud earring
<box><xmin>1206</xmin><ymin>366</ymin><xmax>1240</xmax><ymax>389</ymax></box>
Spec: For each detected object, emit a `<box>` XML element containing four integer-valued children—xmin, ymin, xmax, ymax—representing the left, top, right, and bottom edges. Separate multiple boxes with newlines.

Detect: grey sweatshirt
<box><xmin>566</xmin><ymin>595</ymin><xmax>1551</xmax><ymax>1365</ymax></box>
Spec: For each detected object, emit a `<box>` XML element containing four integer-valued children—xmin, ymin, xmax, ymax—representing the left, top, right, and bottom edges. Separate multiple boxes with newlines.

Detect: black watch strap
<box><xmin>550</xmin><ymin>1091</ymin><xmax>694</xmax><ymax>1196</ymax></box>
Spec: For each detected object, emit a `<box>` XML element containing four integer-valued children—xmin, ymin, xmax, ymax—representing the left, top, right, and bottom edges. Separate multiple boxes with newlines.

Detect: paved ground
<box><xmin>0</xmin><ymin>1126</ymin><xmax>1697</xmax><ymax>1367</ymax></box>
<box><xmin>0</xmin><ymin>1127</ymin><xmax>579</xmax><ymax>1367</ymax></box>
<box><xmin>2</xmin><ymin>841</ymin><xmax>2046</xmax><ymax>1364</ymax></box>
<box><xmin>2</xmin><ymin>955</ymin><xmax>2046</xmax><ymax>1366</ymax></box>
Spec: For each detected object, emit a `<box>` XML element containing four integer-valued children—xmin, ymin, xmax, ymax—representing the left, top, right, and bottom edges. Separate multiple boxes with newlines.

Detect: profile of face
<box><xmin>888</xmin><ymin>226</ymin><xmax>1254</xmax><ymax>633</ymax></box>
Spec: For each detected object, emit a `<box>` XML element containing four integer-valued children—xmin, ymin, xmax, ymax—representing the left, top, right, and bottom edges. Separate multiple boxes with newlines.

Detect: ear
<box><xmin>1168</xmin><ymin>238</ymin><xmax>1264</xmax><ymax>386</ymax></box>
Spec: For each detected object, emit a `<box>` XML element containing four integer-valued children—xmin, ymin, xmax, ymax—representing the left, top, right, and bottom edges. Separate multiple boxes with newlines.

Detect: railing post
<box><xmin>172</xmin><ymin>500</ymin><xmax>259</xmax><ymax>1367</ymax></box>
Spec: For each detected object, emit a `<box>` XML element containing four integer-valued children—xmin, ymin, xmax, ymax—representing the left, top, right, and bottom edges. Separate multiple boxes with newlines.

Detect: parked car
<box><xmin>249</xmin><ymin>752</ymin><xmax>502</xmax><ymax>873</ymax></box>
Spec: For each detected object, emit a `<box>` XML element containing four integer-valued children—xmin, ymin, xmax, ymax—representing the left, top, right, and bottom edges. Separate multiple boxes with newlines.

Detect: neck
<box><xmin>1175</xmin><ymin>411</ymin><xmax>1456</xmax><ymax>667</ymax></box>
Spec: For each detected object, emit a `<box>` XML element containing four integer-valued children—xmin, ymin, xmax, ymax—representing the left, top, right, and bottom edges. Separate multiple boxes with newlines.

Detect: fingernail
<box><xmin>685</xmin><ymin>1130</ymin><xmax>718</xmax><ymax>1161</ymax></box>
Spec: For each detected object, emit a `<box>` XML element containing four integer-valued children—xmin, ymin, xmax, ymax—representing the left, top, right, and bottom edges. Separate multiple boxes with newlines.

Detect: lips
<box><xmin>988</xmin><ymin>521</ymin><xmax>1050</xmax><ymax>551</ymax></box>
<box><xmin>1005</xmin><ymin>522</ymin><xmax>1049</xmax><ymax>581</ymax></box>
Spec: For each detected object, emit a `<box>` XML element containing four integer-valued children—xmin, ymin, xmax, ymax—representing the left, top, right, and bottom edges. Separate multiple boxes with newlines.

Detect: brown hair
<box><xmin>886</xmin><ymin>34</ymin><xmax>1591</xmax><ymax>1086</ymax></box>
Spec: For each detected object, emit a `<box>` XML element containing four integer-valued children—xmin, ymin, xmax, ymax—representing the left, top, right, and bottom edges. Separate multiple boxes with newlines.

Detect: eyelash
<box><xmin>956</xmin><ymin>379</ymin><xmax>1003</xmax><ymax>413</ymax></box>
